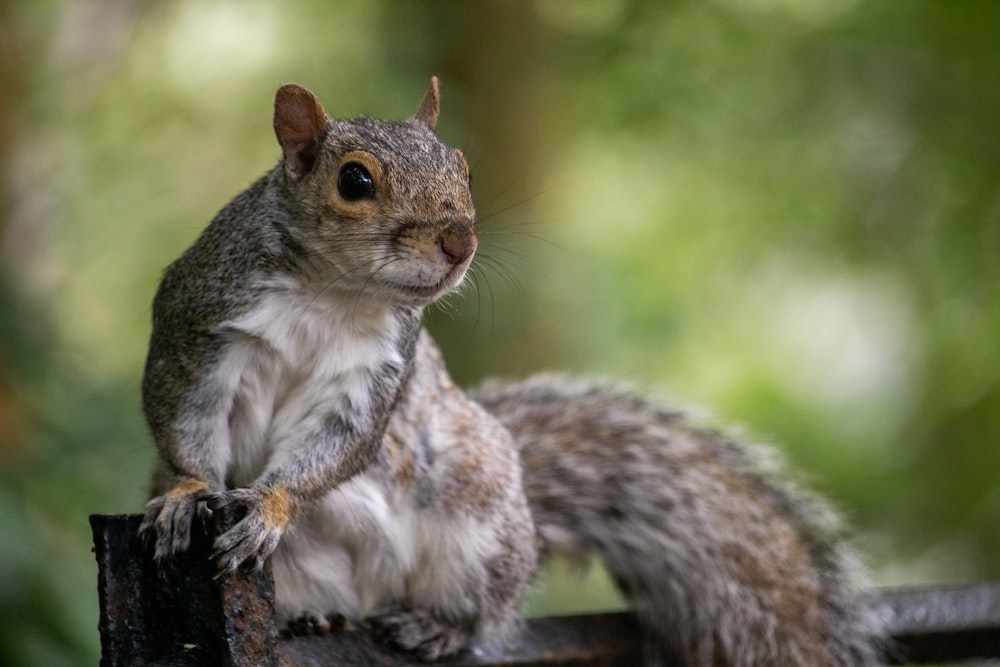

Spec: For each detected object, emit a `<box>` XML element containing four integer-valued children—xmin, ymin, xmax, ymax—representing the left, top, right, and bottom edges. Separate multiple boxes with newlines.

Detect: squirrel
<box><xmin>139</xmin><ymin>78</ymin><xmax>885</xmax><ymax>666</ymax></box>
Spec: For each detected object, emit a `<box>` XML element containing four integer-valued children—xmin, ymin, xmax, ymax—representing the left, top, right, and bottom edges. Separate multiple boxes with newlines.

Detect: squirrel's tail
<box><xmin>471</xmin><ymin>374</ymin><xmax>884</xmax><ymax>667</ymax></box>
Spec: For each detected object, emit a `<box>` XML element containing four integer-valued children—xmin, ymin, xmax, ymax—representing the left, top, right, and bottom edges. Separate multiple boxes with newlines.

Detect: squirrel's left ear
<box><xmin>274</xmin><ymin>83</ymin><xmax>331</xmax><ymax>183</ymax></box>
<box><xmin>414</xmin><ymin>76</ymin><xmax>440</xmax><ymax>131</ymax></box>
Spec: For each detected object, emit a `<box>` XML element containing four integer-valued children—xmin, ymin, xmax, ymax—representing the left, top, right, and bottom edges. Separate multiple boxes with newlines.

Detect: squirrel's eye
<box><xmin>337</xmin><ymin>162</ymin><xmax>375</xmax><ymax>201</ymax></box>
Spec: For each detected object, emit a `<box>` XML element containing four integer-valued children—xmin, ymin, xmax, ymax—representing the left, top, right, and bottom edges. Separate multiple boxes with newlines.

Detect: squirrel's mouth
<box><xmin>389</xmin><ymin>266</ymin><xmax>467</xmax><ymax>303</ymax></box>
<box><xmin>390</xmin><ymin>277</ymin><xmax>454</xmax><ymax>302</ymax></box>
<box><xmin>397</xmin><ymin>282</ymin><xmax>446</xmax><ymax>299</ymax></box>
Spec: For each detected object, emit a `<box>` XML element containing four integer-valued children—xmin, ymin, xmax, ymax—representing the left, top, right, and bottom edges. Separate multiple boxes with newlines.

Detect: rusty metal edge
<box><xmin>92</xmin><ymin>514</ymin><xmax>1000</xmax><ymax>666</ymax></box>
<box><xmin>276</xmin><ymin>613</ymin><xmax>643</xmax><ymax>667</ymax></box>
<box><xmin>877</xmin><ymin>582</ymin><xmax>1000</xmax><ymax>664</ymax></box>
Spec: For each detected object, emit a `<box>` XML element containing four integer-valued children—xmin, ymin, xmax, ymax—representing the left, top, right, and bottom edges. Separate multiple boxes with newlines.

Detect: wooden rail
<box><xmin>90</xmin><ymin>513</ymin><xmax>1000</xmax><ymax>666</ymax></box>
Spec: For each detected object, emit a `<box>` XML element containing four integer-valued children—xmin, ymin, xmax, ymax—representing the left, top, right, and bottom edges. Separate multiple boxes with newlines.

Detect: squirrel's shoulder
<box><xmin>152</xmin><ymin>170</ymin><xmax>299</xmax><ymax>328</ymax></box>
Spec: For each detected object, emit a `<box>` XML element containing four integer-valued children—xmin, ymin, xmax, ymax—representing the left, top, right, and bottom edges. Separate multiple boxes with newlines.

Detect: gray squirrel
<box><xmin>139</xmin><ymin>78</ymin><xmax>884</xmax><ymax>666</ymax></box>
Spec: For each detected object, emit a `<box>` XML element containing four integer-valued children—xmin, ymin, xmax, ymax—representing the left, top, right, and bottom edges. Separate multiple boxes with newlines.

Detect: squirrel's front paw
<box><xmin>139</xmin><ymin>479</ymin><xmax>212</xmax><ymax>560</ymax></box>
<box><xmin>369</xmin><ymin>607</ymin><xmax>472</xmax><ymax>661</ymax></box>
<box><xmin>206</xmin><ymin>486</ymin><xmax>293</xmax><ymax>572</ymax></box>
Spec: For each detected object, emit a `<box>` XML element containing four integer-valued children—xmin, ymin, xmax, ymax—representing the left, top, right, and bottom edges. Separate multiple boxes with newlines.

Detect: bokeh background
<box><xmin>2</xmin><ymin>1</ymin><xmax>998</xmax><ymax>665</ymax></box>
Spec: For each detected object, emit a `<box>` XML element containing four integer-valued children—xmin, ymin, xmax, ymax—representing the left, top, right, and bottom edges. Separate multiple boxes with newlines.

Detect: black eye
<box><xmin>337</xmin><ymin>162</ymin><xmax>375</xmax><ymax>200</ymax></box>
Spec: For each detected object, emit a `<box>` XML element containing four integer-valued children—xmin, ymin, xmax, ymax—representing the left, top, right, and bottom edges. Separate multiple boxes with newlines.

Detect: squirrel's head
<box><xmin>272</xmin><ymin>78</ymin><xmax>477</xmax><ymax>308</ymax></box>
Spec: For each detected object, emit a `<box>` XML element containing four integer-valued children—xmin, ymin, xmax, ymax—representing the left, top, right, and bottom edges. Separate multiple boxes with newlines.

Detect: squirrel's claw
<box><xmin>139</xmin><ymin>482</ymin><xmax>211</xmax><ymax>560</ymax></box>
<box><xmin>209</xmin><ymin>487</ymin><xmax>285</xmax><ymax>574</ymax></box>
<box><xmin>204</xmin><ymin>491</ymin><xmax>233</xmax><ymax>512</ymax></box>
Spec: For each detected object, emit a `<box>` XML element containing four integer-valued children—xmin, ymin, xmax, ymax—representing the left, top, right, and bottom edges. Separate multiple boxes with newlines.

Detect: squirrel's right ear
<box><xmin>414</xmin><ymin>76</ymin><xmax>440</xmax><ymax>131</ymax></box>
<box><xmin>274</xmin><ymin>84</ymin><xmax>331</xmax><ymax>183</ymax></box>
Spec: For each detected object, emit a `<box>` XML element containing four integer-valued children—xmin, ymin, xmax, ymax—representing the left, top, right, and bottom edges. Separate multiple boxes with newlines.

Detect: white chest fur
<box><xmin>215</xmin><ymin>279</ymin><xmax>403</xmax><ymax>486</ymax></box>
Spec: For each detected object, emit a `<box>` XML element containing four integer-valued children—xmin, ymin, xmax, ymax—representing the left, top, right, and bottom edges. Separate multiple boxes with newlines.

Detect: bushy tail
<box><xmin>471</xmin><ymin>374</ymin><xmax>884</xmax><ymax>667</ymax></box>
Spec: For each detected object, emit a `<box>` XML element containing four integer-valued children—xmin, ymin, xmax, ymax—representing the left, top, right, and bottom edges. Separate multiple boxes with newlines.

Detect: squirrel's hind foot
<box><xmin>280</xmin><ymin>612</ymin><xmax>347</xmax><ymax>639</ymax></box>
<box><xmin>368</xmin><ymin>607</ymin><xmax>473</xmax><ymax>661</ymax></box>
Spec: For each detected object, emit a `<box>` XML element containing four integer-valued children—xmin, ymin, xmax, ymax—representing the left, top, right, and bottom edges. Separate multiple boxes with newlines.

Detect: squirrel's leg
<box><xmin>205</xmin><ymin>414</ymin><xmax>384</xmax><ymax>574</ymax></box>
<box><xmin>368</xmin><ymin>408</ymin><xmax>538</xmax><ymax>660</ymax></box>
<box><xmin>368</xmin><ymin>510</ymin><xmax>535</xmax><ymax>661</ymax></box>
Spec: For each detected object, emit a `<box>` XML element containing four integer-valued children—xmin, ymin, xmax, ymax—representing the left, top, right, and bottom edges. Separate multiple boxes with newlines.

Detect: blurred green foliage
<box><xmin>1</xmin><ymin>1</ymin><xmax>998</xmax><ymax>665</ymax></box>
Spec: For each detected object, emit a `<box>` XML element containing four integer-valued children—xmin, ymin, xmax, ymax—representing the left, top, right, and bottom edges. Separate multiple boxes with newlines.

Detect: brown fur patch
<box><xmin>166</xmin><ymin>478</ymin><xmax>209</xmax><ymax>499</ymax></box>
<box><xmin>260</xmin><ymin>486</ymin><xmax>295</xmax><ymax>532</ymax></box>
<box><xmin>383</xmin><ymin>432</ymin><xmax>415</xmax><ymax>485</ymax></box>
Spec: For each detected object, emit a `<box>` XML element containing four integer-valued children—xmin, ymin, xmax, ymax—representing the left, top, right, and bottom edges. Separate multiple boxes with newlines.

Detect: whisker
<box><xmin>476</xmin><ymin>187</ymin><xmax>553</xmax><ymax>227</ymax></box>
<box><xmin>474</xmin><ymin>250</ymin><xmax>535</xmax><ymax>294</ymax></box>
<box><xmin>294</xmin><ymin>252</ymin><xmax>396</xmax><ymax>319</ymax></box>
<box><xmin>468</xmin><ymin>266</ymin><xmax>496</xmax><ymax>334</ymax></box>
<box><xmin>352</xmin><ymin>255</ymin><xmax>403</xmax><ymax>320</ymax></box>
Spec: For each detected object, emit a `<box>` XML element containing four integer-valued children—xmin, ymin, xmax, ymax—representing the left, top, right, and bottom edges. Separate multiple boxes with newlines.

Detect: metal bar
<box><xmin>91</xmin><ymin>514</ymin><xmax>1000</xmax><ymax>665</ymax></box>
<box><xmin>275</xmin><ymin>613</ymin><xmax>642</xmax><ymax>666</ymax></box>
<box><xmin>876</xmin><ymin>583</ymin><xmax>1000</xmax><ymax>664</ymax></box>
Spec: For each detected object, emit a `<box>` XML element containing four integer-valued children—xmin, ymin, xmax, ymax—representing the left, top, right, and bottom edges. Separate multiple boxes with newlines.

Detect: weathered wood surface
<box><xmin>91</xmin><ymin>513</ymin><xmax>1000</xmax><ymax>666</ymax></box>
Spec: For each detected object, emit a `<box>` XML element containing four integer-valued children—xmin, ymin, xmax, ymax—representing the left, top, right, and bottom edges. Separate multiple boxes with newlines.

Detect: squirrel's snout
<box><xmin>439</xmin><ymin>223</ymin><xmax>477</xmax><ymax>266</ymax></box>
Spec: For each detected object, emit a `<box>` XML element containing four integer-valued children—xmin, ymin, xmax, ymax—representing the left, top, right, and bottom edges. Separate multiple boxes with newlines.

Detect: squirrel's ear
<box><xmin>414</xmin><ymin>76</ymin><xmax>440</xmax><ymax>131</ymax></box>
<box><xmin>274</xmin><ymin>84</ymin><xmax>330</xmax><ymax>183</ymax></box>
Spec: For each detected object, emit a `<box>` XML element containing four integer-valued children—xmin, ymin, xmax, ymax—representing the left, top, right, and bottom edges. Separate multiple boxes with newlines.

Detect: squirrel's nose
<box><xmin>439</xmin><ymin>223</ymin><xmax>477</xmax><ymax>266</ymax></box>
